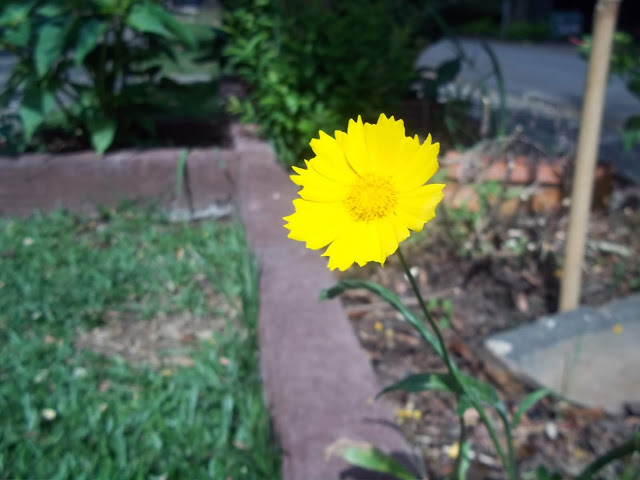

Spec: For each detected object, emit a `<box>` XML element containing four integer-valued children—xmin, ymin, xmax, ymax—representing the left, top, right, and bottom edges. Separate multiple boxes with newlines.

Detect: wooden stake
<box><xmin>559</xmin><ymin>0</ymin><xmax>621</xmax><ymax>311</ymax></box>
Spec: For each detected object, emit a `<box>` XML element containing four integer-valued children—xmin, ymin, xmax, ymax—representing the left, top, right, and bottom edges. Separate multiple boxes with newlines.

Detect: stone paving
<box><xmin>485</xmin><ymin>296</ymin><xmax>640</xmax><ymax>414</ymax></box>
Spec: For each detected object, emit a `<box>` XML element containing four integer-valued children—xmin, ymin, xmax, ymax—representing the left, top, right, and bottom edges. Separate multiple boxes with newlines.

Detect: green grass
<box><xmin>0</xmin><ymin>206</ymin><xmax>280</xmax><ymax>480</ymax></box>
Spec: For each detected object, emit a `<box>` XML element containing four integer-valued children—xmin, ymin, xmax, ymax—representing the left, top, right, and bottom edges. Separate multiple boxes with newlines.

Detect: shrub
<box><xmin>0</xmin><ymin>0</ymin><xmax>223</xmax><ymax>154</ymax></box>
<box><xmin>222</xmin><ymin>0</ymin><xmax>422</xmax><ymax>167</ymax></box>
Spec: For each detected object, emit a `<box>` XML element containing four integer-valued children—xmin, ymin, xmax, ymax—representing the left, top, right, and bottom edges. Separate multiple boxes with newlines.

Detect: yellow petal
<box><xmin>291</xmin><ymin>164</ymin><xmax>350</xmax><ymax>202</ymax></box>
<box><xmin>363</xmin><ymin>114</ymin><xmax>406</xmax><ymax>174</ymax></box>
<box><xmin>335</xmin><ymin>116</ymin><xmax>370</xmax><ymax>175</ymax></box>
<box><xmin>394</xmin><ymin>137</ymin><xmax>440</xmax><ymax>190</ymax></box>
<box><xmin>284</xmin><ymin>199</ymin><xmax>349</xmax><ymax>250</ymax></box>
<box><xmin>396</xmin><ymin>184</ymin><xmax>445</xmax><ymax>232</ymax></box>
<box><xmin>308</xmin><ymin>131</ymin><xmax>356</xmax><ymax>183</ymax></box>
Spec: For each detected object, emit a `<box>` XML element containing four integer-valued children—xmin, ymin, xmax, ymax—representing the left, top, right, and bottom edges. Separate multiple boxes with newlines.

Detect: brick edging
<box><xmin>230</xmin><ymin>125</ymin><xmax>412</xmax><ymax>480</ymax></box>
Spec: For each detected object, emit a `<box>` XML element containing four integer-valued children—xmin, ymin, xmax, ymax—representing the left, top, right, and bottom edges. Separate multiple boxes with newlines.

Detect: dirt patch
<box><xmin>75</xmin><ymin>299</ymin><xmax>238</xmax><ymax>368</ymax></box>
<box><xmin>339</xmin><ymin>198</ymin><xmax>640</xmax><ymax>479</ymax></box>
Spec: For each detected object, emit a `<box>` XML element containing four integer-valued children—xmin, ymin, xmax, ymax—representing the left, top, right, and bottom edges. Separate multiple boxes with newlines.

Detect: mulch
<box><xmin>339</xmin><ymin>197</ymin><xmax>640</xmax><ymax>479</ymax></box>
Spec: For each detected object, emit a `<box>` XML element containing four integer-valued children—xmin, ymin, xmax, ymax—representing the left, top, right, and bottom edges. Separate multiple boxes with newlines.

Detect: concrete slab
<box><xmin>485</xmin><ymin>296</ymin><xmax>640</xmax><ymax>414</ymax></box>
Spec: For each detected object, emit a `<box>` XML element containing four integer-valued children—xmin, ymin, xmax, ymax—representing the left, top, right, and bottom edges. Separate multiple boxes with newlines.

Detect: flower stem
<box><xmin>575</xmin><ymin>431</ymin><xmax>640</xmax><ymax>480</ymax></box>
<box><xmin>497</xmin><ymin>408</ymin><xmax>518</xmax><ymax>480</ymax></box>
<box><xmin>396</xmin><ymin>248</ymin><xmax>455</xmax><ymax>373</ymax></box>
<box><xmin>454</xmin><ymin>414</ymin><xmax>467</xmax><ymax>480</ymax></box>
<box><xmin>396</xmin><ymin>247</ymin><xmax>515</xmax><ymax>480</ymax></box>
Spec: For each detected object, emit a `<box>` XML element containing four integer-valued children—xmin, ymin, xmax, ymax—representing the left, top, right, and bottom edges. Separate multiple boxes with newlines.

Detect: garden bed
<box><xmin>339</xmin><ymin>197</ymin><xmax>640</xmax><ymax>479</ymax></box>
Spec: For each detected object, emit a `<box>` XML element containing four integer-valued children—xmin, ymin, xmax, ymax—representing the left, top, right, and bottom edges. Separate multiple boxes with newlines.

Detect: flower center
<box><xmin>345</xmin><ymin>174</ymin><xmax>398</xmax><ymax>222</ymax></box>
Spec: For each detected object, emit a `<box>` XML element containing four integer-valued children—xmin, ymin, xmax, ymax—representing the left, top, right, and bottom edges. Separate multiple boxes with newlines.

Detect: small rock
<box><xmin>545</xmin><ymin>422</ymin><xmax>558</xmax><ymax>440</ymax></box>
<box><xmin>463</xmin><ymin>408</ymin><xmax>480</xmax><ymax>426</ymax></box>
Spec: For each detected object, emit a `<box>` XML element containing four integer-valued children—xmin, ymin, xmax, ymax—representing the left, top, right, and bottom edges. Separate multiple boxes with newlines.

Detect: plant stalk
<box><xmin>396</xmin><ymin>247</ymin><xmax>514</xmax><ymax>479</ymax></box>
<box><xmin>575</xmin><ymin>432</ymin><xmax>640</xmax><ymax>480</ymax></box>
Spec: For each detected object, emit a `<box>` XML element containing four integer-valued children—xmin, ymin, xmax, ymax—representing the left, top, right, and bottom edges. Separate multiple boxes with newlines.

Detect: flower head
<box><xmin>283</xmin><ymin>114</ymin><xmax>444</xmax><ymax>271</ymax></box>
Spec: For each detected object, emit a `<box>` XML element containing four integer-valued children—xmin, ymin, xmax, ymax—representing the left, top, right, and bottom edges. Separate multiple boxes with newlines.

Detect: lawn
<box><xmin>0</xmin><ymin>206</ymin><xmax>280</xmax><ymax>480</ymax></box>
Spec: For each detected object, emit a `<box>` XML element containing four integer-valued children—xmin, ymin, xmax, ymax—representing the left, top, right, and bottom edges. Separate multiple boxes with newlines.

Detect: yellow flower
<box><xmin>283</xmin><ymin>114</ymin><xmax>444</xmax><ymax>271</ymax></box>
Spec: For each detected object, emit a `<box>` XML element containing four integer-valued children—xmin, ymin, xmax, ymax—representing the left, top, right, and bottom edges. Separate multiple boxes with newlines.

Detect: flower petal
<box><xmin>308</xmin><ymin>131</ymin><xmax>356</xmax><ymax>183</ymax></box>
<box><xmin>335</xmin><ymin>116</ymin><xmax>370</xmax><ymax>175</ymax></box>
<box><xmin>393</xmin><ymin>136</ymin><xmax>440</xmax><ymax>190</ymax></box>
<box><xmin>291</xmin><ymin>164</ymin><xmax>350</xmax><ymax>202</ymax></box>
<box><xmin>396</xmin><ymin>184</ymin><xmax>445</xmax><ymax>232</ymax></box>
<box><xmin>283</xmin><ymin>199</ymin><xmax>350</xmax><ymax>250</ymax></box>
<box><xmin>363</xmin><ymin>114</ymin><xmax>407</xmax><ymax>174</ymax></box>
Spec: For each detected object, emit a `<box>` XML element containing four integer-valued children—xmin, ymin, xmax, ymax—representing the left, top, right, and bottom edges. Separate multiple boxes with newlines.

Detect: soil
<box><xmin>339</xmin><ymin>191</ymin><xmax>640</xmax><ymax>479</ymax></box>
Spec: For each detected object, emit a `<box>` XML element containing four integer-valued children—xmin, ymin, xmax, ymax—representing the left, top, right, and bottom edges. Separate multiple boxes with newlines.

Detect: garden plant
<box><xmin>284</xmin><ymin>114</ymin><xmax>640</xmax><ymax>480</ymax></box>
<box><xmin>0</xmin><ymin>0</ymin><xmax>223</xmax><ymax>154</ymax></box>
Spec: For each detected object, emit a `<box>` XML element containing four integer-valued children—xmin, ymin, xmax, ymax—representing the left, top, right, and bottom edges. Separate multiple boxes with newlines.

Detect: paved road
<box><xmin>417</xmin><ymin>38</ymin><xmax>640</xmax><ymax>182</ymax></box>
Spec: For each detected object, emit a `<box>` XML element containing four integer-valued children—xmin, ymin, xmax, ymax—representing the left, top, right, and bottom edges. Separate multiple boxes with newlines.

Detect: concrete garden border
<box><xmin>0</xmin><ymin>126</ymin><xmax>411</xmax><ymax>480</ymax></box>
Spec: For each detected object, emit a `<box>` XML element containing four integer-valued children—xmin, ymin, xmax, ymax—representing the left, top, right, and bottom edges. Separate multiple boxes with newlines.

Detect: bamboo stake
<box><xmin>559</xmin><ymin>0</ymin><xmax>621</xmax><ymax>311</ymax></box>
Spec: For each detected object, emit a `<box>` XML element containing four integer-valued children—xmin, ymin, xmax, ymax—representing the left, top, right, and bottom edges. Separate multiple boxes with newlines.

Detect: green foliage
<box><xmin>0</xmin><ymin>207</ymin><xmax>280</xmax><ymax>479</ymax></box>
<box><xmin>222</xmin><ymin>0</ymin><xmax>422</xmax><ymax>167</ymax></box>
<box><xmin>458</xmin><ymin>17</ymin><xmax>500</xmax><ymax>37</ymax></box>
<box><xmin>577</xmin><ymin>32</ymin><xmax>640</xmax><ymax>151</ymax></box>
<box><xmin>325</xmin><ymin>267</ymin><xmax>636</xmax><ymax>480</ymax></box>
<box><xmin>328</xmin><ymin>438</ymin><xmax>418</xmax><ymax>480</ymax></box>
<box><xmin>504</xmin><ymin>22</ymin><xmax>549</xmax><ymax>42</ymax></box>
<box><xmin>0</xmin><ymin>0</ymin><xmax>224</xmax><ymax>154</ymax></box>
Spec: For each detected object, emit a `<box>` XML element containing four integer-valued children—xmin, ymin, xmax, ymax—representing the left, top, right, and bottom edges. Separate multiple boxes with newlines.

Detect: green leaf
<box><xmin>2</xmin><ymin>20</ymin><xmax>31</xmax><ymax>48</ymax></box>
<box><xmin>437</xmin><ymin>57</ymin><xmax>461</xmax><ymax>84</ymax></box>
<box><xmin>457</xmin><ymin>373</ymin><xmax>505</xmax><ymax>413</ymax></box>
<box><xmin>88</xmin><ymin>116</ymin><xmax>117</xmax><ymax>154</ymax></box>
<box><xmin>455</xmin><ymin>394</ymin><xmax>474</xmax><ymax>417</ymax></box>
<box><xmin>36</xmin><ymin>4</ymin><xmax>64</xmax><ymax>17</ymax></box>
<box><xmin>377</xmin><ymin>372</ymin><xmax>459</xmax><ymax>399</ymax></box>
<box><xmin>18</xmin><ymin>84</ymin><xmax>44</xmax><ymax>141</ymax></box>
<box><xmin>175</xmin><ymin>149</ymin><xmax>189</xmax><ymax>200</ymax></box>
<box><xmin>623</xmin><ymin>115</ymin><xmax>640</xmax><ymax>151</ymax></box>
<box><xmin>126</xmin><ymin>2</ymin><xmax>194</xmax><ymax>46</ymax></box>
<box><xmin>534</xmin><ymin>465</ymin><xmax>563</xmax><ymax>480</ymax></box>
<box><xmin>34</xmin><ymin>22</ymin><xmax>67</xmax><ymax>77</ymax></box>
<box><xmin>328</xmin><ymin>440</ymin><xmax>417</xmax><ymax>480</ymax></box>
<box><xmin>457</xmin><ymin>439</ymin><xmax>472</xmax><ymax>480</ymax></box>
<box><xmin>511</xmin><ymin>389</ymin><xmax>550</xmax><ymax>429</ymax></box>
<box><xmin>126</xmin><ymin>3</ymin><xmax>172</xmax><ymax>38</ymax></box>
<box><xmin>0</xmin><ymin>2</ymin><xmax>34</xmax><ymax>27</ymax></box>
<box><xmin>74</xmin><ymin>19</ymin><xmax>106</xmax><ymax>65</ymax></box>
<box><xmin>320</xmin><ymin>279</ymin><xmax>444</xmax><ymax>358</ymax></box>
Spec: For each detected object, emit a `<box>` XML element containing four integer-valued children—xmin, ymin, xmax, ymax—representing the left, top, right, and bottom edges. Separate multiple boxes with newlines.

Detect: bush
<box><xmin>504</xmin><ymin>21</ymin><xmax>549</xmax><ymax>42</ymax></box>
<box><xmin>222</xmin><ymin>0</ymin><xmax>422</xmax><ymax>167</ymax></box>
<box><xmin>0</xmin><ymin>0</ymin><xmax>223</xmax><ymax>154</ymax></box>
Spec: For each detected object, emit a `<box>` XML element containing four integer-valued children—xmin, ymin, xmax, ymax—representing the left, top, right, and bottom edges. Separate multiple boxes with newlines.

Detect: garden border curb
<box><xmin>230</xmin><ymin>125</ymin><xmax>413</xmax><ymax>480</ymax></box>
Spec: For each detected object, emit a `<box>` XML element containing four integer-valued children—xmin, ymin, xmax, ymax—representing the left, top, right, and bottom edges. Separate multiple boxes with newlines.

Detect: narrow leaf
<box><xmin>88</xmin><ymin>116</ymin><xmax>116</xmax><ymax>154</ymax></box>
<box><xmin>437</xmin><ymin>57</ymin><xmax>461</xmax><ymax>84</ymax></box>
<box><xmin>175</xmin><ymin>149</ymin><xmax>189</xmax><ymax>200</ymax></box>
<box><xmin>326</xmin><ymin>439</ymin><xmax>417</xmax><ymax>480</ymax></box>
<box><xmin>377</xmin><ymin>372</ymin><xmax>459</xmax><ymax>399</ymax></box>
<box><xmin>18</xmin><ymin>84</ymin><xmax>44</xmax><ymax>141</ymax></box>
<box><xmin>34</xmin><ymin>22</ymin><xmax>67</xmax><ymax>77</ymax></box>
<box><xmin>511</xmin><ymin>389</ymin><xmax>550</xmax><ymax>429</ymax></box>
<box><xmin>321</xmin><ymin>279</ymin><xmax>443</xmax><ymax>358</ymax></box>
<box><xmin>127</xmin><ymin>3</ymin><xmax>172</xmax><ymax>38</ymax></box>
<box><xmin>74</xmin><ymin>19</ymin><xmax>106</xmax><ymax>65</ymax></box>
<box><xmin>457</xmin><ymin>440</ymin><xmax>472</xmax><ymax>480</ymax></box>
<box><xmin>623</xmin><ymin>115</ymin><xmax>640</xmax><ymax>151</ymax></box>
<box><xmin>457</xmin><ymin>373</ymin><xmax>505</xmax><ymax>414</ymax></box>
